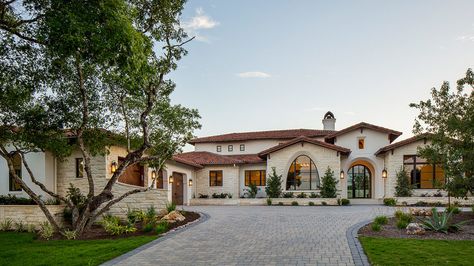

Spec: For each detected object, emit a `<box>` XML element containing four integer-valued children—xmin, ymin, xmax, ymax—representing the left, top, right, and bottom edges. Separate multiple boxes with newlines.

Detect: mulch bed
<box><xmin>48</xmin><ymin>211</ymin><xmax>200</xmax><ymax>240</ymax></box>
<box><xmin>359</xmin><ymin>212</ymin><xmax>474</xmax><ymax>240</ymax></box>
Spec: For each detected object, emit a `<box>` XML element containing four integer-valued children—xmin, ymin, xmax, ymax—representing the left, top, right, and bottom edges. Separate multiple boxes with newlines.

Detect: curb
<box><xmin>346</xmin><ymin>219</ymin><xmax>372</xmax><ymax>266</ymax></box>
<box><xmin>102</xmin><ymin>211</ymin><xmax>210</xmax><ymax>266</ymax></box>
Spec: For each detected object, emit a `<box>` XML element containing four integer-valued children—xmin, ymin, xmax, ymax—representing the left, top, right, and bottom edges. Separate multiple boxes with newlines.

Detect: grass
<box><xmin>360</xmin><ymin>237</ymin><xmax>474</xmax><ymax>266</ymax></box>
<box><xmin>0</xmin><ymin>231</ymin><xmax>157</xmax><ymax>266</ymax></box>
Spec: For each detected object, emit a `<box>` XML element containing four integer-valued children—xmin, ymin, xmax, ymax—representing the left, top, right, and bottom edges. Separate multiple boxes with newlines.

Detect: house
<box><xmin>0</xmin><ymin>111</ymin><xmax>448</xmax><ymax>210</ymax></box>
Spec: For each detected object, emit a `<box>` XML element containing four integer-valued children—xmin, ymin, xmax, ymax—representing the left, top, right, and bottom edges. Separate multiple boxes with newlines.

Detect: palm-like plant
<box><xmin>420</xmin><ymin>208</ymin><xmax>468</xmax><ymax>234</ymax></box>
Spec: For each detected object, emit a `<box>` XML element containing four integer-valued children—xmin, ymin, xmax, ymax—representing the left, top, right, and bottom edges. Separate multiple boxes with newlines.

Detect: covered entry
<box><xmin>347</xmin><ymin>164</ymin><xmax>372</xmax><ymax>198</ymax></box>
<box><xmin>172</xmin><ymin>172</ymin><xmax>184</xmax><ymax>205</ymax></box>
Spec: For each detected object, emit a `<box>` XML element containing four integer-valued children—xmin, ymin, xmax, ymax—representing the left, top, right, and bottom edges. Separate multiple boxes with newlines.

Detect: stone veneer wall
<box><xmin>195</xmin><ymin>165</ymin><xmax>239</xmax><ymax>198</ymax></box>
<box><xmin>0</xmin><ymin>205</ymin><xmax>65</xmax><ymax>227</ymax></box>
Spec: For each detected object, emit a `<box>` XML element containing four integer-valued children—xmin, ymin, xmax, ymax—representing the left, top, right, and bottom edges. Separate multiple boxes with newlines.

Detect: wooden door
<box><xmin>172</xmin><ymin>173</ymin><xmax>184</xmax><ymax>205</ymax></box>
<box><xmin>118</xmin><ymin>157</ymin><xmax>145</xmax><ymax>187</ymax></box>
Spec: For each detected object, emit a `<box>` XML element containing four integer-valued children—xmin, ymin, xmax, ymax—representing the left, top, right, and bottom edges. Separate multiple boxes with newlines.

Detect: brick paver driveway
<box><xmin>110</xmin><ymin>205</ymin><xmax>394</xmax><ymax>266</ymax></box>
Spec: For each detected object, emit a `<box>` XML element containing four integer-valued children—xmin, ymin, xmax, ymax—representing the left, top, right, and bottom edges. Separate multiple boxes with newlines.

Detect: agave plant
<box><xmin>420</xmin><ymin>208</ymin><xmax>468</xmax><ymax>234</ymax></box>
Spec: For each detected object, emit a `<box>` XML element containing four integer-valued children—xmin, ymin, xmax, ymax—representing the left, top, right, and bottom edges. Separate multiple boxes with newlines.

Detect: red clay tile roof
<box><xmin>374</xmin><ymin>134</ymin><xmax>432</xmax><ymax>156</ymax></box>
<box><xmin>324</xmin><ymin>122</ymin><xmax>402</xmax><ymax>143</ymax></box>
<box><xmin>258</xmin><ymin>136</ymin><xmax>351</xmax><ymax>158</ymax></box>
<box><xmin>172</xmin><ymin>152</ymin><xmax>265</xmax><ymax>166</ymax></box>
<box><xmin>171</xmin><ymin>156</ymin><xmax>204</xmax><ymax>169</ymax></box>
<box><xmin>189</xmin><ymin>129</ymin><xmax>335</xmax><ymax>144</ymax></box>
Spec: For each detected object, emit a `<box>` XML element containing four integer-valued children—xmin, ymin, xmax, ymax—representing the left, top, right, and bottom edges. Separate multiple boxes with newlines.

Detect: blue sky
<box><xmin>169</xmin><ymin>0</ymin><xmax>474</xmax><ymax>149</ymax></box>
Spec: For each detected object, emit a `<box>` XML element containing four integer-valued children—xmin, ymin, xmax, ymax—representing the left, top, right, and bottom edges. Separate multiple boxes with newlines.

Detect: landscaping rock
<box><xmin>161</xmin><ymin>211</ymin><xmax>185</xmax><ymax>223</ymax></box>
<box><xmin>409</xmin><ymin>208</ymin><xmax>432</xmax><ymax>216</ymax></box>
<box><xmin>406</xmin><ymin>223</ymin><xmax>426</xmax><ymax>235</ymax></box>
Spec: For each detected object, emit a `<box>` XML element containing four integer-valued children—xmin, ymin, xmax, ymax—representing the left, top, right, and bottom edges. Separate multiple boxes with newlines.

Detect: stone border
<box><xmin>346</xmin><ymin>219</ymin><xmax>372</xmax><ymax>266</ymax></box>
<box><xmin>101</xmin><ymin>211</ymin><xmax>209</xmax><ymax>266</ymax></box>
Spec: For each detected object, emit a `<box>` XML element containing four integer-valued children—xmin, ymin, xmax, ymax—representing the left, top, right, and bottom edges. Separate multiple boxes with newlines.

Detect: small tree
<box><xmin>244</xmin><ymin>183</ymin><xmax>258</xmax><ymax>198</ymax></box>
<box><xmin>319</xmin><ymin>167</ymin><xmax>338</xmax><ymax>198</ymax></box>
<box><xmin>265</xmin><ymin>167</ymin><xmax>282</xmax><ymax>198</ymax></box>
<box><xmin>395</xmin><ymin>167</ymin><xmax>412</xmax><ymax>197</ymax></box>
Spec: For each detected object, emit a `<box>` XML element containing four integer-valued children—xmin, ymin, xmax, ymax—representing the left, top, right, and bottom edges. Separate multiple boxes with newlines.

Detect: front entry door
<box><xmin>172</xmin><ymin>173</ymin><xmax>184</xmax><ymax>205</ymax></box>
<box><xmin>347</xmin><ymin>165</ymin><xmax>371</xmax><ymax>198</ymax></box>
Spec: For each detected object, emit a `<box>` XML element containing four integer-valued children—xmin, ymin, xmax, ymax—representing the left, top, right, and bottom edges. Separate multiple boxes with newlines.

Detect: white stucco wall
<box><xmin>336</xmin><ymin>128</ymin><xmax>392</xmax><ymax>199</ymax></box>
<box><xmin>162</xmin><ymin>160</ymin><xmax>196</xmax><ymax>205</ymax></box>
<box><xmin>239</xmin><ymin>163</ymin><xmax>267</xmax><ymax>198</ymax></box>
<box><xmin>265</xmin><ymin>142</ymin><xmax>342</xmax><ymax>194</ymax></box>
<box><xmin>194</xmin><ymin>165</ymin><xmax>240</xmax><ymax>198</ymax></box>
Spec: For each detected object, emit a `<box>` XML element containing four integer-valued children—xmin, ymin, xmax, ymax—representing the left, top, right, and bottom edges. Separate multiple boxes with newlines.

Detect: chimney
<box><xmin>322</xmin><ymin>111</ymin><xmax>336</xmax><ymax>130</ymax></box>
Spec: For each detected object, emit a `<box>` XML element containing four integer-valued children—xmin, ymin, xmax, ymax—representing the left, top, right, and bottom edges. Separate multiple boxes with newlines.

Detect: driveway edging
<box><xmin>102</xmin><ymin>211</ymin><xmax>210</xmax><ymax>266</ymax></box>
<box><xmin>346</xmin><ymin>219</ymin><xmax>372</xmax><ymax>266</ymax></box>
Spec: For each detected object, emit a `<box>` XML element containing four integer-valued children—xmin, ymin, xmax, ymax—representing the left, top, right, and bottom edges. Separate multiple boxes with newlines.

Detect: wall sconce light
<box><xmin>151</xmin><ymin>170</ymin><xmax>156</xmax><ymax>179</ymax></box>
<box><xmin>382</xmin><ymin>168</ymin><xmax>388</xmax><ymax>178</ymax></box>
<box><xmin>340</xmin><ymin>170</ymin><xmax>345</xmax><ymax>179</ymax></box>
<box><xmin>111</xmin><ymin>161</ymin><xmax>117</xmax><ymax>173</ymax></box>
<box><xmin>189</xmin><ymin>179</ymin><xmax>193</xmax><ymax>186</ymax></box>
<box><xmin>169</xmin><ymin>175</ymin><xmax>174</xmax><ymax>184</ymax></box>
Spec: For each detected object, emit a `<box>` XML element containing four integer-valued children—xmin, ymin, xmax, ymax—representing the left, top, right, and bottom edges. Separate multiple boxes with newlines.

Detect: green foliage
<box><xmin>395</xmin><ymin>167</ymin><xmax>413</xmax><ymax>197</ymax></box>
<box><xmin>66</xmin><ymin>184</ymin><xmax>87</xmax><ymax>211</ymax></box>
<box><xmin>26</xmin><ymin>224</ymin><xmax>36</xmax><ymax>233</ymax></box>
<box><xmin>0</xmin><ymin>219</ymin><xmax>13</xmax><ymax>231</ymax></box>
<box><xmin>396</xmin><ymin>220</ymin><xmax>409</xmax><ymax>230</ymax></box>
<box><xmin>101</xmin><ymin>215</ymin><xmax>136</xmax><ymax>236</ymax></box>
<box><xmin>371</xmin><ymin>223</ymin><xmax>382</xmax><ymax>232</ymax></box>
<box><xmin>142</xmin><ymin>223</ymin><xmax>154</xmax><ymax>233</ymax></box>
<box><xmin>421</xmin><ymin>208</ymin><xmax>467</xmax><ymax>234</ymax></box>
<box><xmin>308</xmin><ymin>201</ymin><xmax>315</xmax><ymax>206</ymax></box>
<box><xmin>319</xmin><ymin>167</ymin><xmax>338</xmax><ymax>198</ymax></box>
<box><xmin>127</xmin><ymin>208</ymin><xmax>145</xmax><ymax>225</ymax></box>
<box><xmin>14</xmin><ymin>221</ymin><xmax>26</xmax><ymax>232</ymax></box>
<box><xmin>155</xmin><ymin>221</ymin><xmax>169</xmax><ymax>235</ymax></box>
<box><xmin>383</xmin><ymin>198</ymin><xmax>397</xmax><ymax>206</ymax></box>
<box><xmin>265</xmin><ymin>167</ymin><xmax>282</xmax><ymax>198</ymax></box>
<box><xmin>278</xmin><ymin>202</ymin><xmax>284</xmax><ymax>206</ymax></box>
<box><xmin>321</xmin><ymin>201</ymin><xmax>327</xmax><ymax>206</ymax></box>
<box><xmin>394</xmin><ymin>210</ymin><xmax>404</xmax><ymax>220</ymax></box>
<box><xmin>374</xmin><ymin>216</ymin><xmax>388</xmax><ymax>225</ymax></box>
<box><xmin>338</xmin><ymin>198</ymin><xmax>350</xmax><ymax>206</ymax></box>
<box><xmin>291</xmin><ymin>201</ymin><xmax>299</xmax><ymax>206</ymax></box>
<box><xmin>309</xmin><ymin>192</ymin><xmax>319</xmax><ymax>198</ymax></box>
<box><xmin>411</xmin><ymin>69</ymin><xmax>474</xmax><ymax>198</ymax></box>
<box><xmin>245</xmin><ymin>182</ymin><xmax>258</xmax><ymax>198</ymax></box>
<box><xmin>0</xmin><ymin>194</ymin><xmax>36</xmax><ymax>205</ymax></box>
<box><xmin>142</xmin><ymin>206</ymin><xmax>158</xmax><ymax>231</ymax></box>
<box><xmin>62</xmin><ymin>230</ymin><xmax>77</xmax><ymax>240</ymax></box>
<box><xmin>282</xmin><ymin>192</ymin><xmax>294</xmax><ymax>198</ymax></box>
<box><xmin>472</xmin><ymin>205</ymin><xmax>474</xmax><ymax>213</ymax></box>
<box><xmin>39</xmin><ymin>222</ymin><xmax>54</xmax><ymax>240</ymax></box>
<box><xmin>446</xmin><ymin>206</ymin><xmax>461</xmax><ymax>214</ymax></box>
<box><xmin>212</xmin><ymin>193</ymin><xmax>232</xmax><ymax>199</ymax></box>
<box><xmin>396</xmin><ymin>212</ymin><xmax>413</xmax><ymax>229</ymax></box>
<box><xmin>166</xmin><ymin>202</ymin><xmax>176</xmax><ymax>213</ymax></box>
<box><xmin>296</xmin><ymin>192</ymin><xmax>307</xmax><ymax>198</ymax></box>
<box><xmin>266</xmin><ymin>198</ymin><xmax>272</xmax><ymax>206</ymax></box>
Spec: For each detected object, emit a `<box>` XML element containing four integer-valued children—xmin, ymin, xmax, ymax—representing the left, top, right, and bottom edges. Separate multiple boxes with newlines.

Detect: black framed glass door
<box><xmin>347</xmin><ymin>165</ymin><xmax>371</xmax><ymax>198</ymax></box>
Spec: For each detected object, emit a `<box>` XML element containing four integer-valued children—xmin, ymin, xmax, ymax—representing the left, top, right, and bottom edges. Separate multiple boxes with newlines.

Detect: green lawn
<box><xmin>360</xmin><ymin>237</ymin><xmax>474</xmax><ymax>266</ymax></box>
<box><xmin>0</xmin><ymin>232</ymin><xmax>157</xmax><ymax>266</ymax></box>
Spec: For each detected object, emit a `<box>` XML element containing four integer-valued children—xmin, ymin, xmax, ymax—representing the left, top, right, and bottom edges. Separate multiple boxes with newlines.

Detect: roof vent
<box><xmin>322</xmin><ymin>111</ymin><xmax>336</xmax><ymax>130</ymax></box>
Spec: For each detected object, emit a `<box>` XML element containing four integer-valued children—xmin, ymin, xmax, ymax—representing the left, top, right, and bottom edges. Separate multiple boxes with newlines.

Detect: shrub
<box><xmin>266</xmin><ymin>198</ymin><xmax>272</xmax><ymax>206</ymax></box>
<box><xmin>278</xmin><ymin>202</ymin><xmax>284</xmax><ymax>206</ymax></box>
<box><xmin>321</xmin><ymin>201</ymin><xmax>327</xmax><ymax>206</ymax></box>
<box><xmin>62</xmin><ymin>230</ymin><xmax>77</xmax><ymax>240</ymax></box>
<box><xmin>142</xmin><ymin>223</ymin><xmax>154</xmax><ymax>233</ymax></box>
<box><xmin>44</xmin><ymin>198</ymin><xmax>60</xmax><ymax>205</ymax></box>
<box><xmin>26</xmin><ymin>224</ymin><xmax>36</xmax><ymax>233</ymax></box>
<box><xmin>14</xmin><ymin>221</ymin><xmax>26</xmax><ymax>232</ymax></box>
<box><xmin>371</xmin><ymin>223</ymin><xmax>382</xmax><ymax>232</ymax></box>
<box><xmin>309</xmin><ymin>192</ymin><xmax>319</xmax><ymax>198</ymax></box>
<box><xmin>39</xmin><ymin>222</ymin><xmax>54</xmax><ymax>240</ymax></box>
<box><xmin>155</xmin><ymin>221</ymin><xmax>169</xmax><ymax>234</ymax></box>
<box><xmin>472</xmin><ymin>205</ymin><xmax>474</xmax><ymax>213</ymax></box>
<box><xmin>265</xmin><ymin>167</ymin><xmax>282</xmax><ymax>198</ymax></box>
<box><xmin>291</xmin><ymin>201</ymin><xmax>299</xmax><ymax>206</ymax></box>
<box><xmin>127</xmin><ymin>208</ymin><xmax>145</xmax><ymax>225</ymax></box>
<box><xmin>198</xmin><ymin>194</ymin><xmax>209</xmax><ymax>198</ymax></box>
<box><xmin>396</xmin><ymin>212</ymin><xmax>413</xmax><ymax>229</ymax></box>
<box><xmin>446</xmin><ymin>206</ymin><xmax>461</xmax><ymax>214</ymax></box>
<box><xmin>101</xmin><ymin>215</ymin><xmax>136</xmax><ymax>236</ymax></box>
<box><xmin>338</xmin><ymin>198</ymin><xmax>350</xmax><ymax>206</ymax></box>
<box><xmin>395</xmin><ymin>167</ymin><xmax>412</xmax><ymax>197</ymax></box>
<box><xmin>383</xmin><ymin>198</ymin><xmax>397</xmax><ymax>206</ymax></box>
<box><xmin>421</xmin><ymin>208</ymin><xmax>467</xmax><ymax>233</ymax></box>
<box><xmin>0</xmin><ymin>218</ymin><xmax>13</xmax><ymax>231</ymax></box>
<box><xmin>374</xmin><ymin>216</ymin><xmax>388</xmax><ymax>225</ymax></box>
<box><xmin>143</xmin><ymin>206</ymin><xmax>158</xmax><ymax>230</ymax></box>
<box><xmin>0</xmin><ymin>194</ymin><xmax>36</xmax><ymax>205</ymax></box>
<box><xmin>212</xmin><ymin>193</ymin><xmax>232</xmax><ymax>199</ymax></box>
<box><xmin>396</xmin><ymin>219</ymin><xmax>409</xmax><ymax>229</ymax></box>
<box><xmin>308</xmin><ymin>201</ymin><xmax>315</xmax><ymax>206</ymax></box>
<box><xmin>394</xmin><ymin>210</ymin><xmax>404</xmax><ymax>219</ymax></box>
<box><xmin>319</xmin><ymin>167</ymin><xmax>338</xmax><ymax>198</ymax></box>
<box><xmin>63</xmin><ymin>207</ymin><xmax>73</xmax><ymax>225</ymax></box>
<box><xmin>245</xmin><ymin>183</ymin><xmax>258</xmax><ymax>198</ymax></box>
<box><xmin>296</xmin><ymin>192</ymin><xmax>307</xmax><ymax>198</ymax></box>
<box><xmin>282</xmin><ymin>192</ymin><xmax>294</xmax><ymax>198</ymax></box>
<box><xmin>166</xmin><ymin>202</ymin><xmax>176</xmax><ymax>213</ymax></box>
<box><xmin>433</xmin><ymin>191</ymin><xmax>443</xmax><ymax>197</ymax></box>
<box><xmin>66</xmin><ymin>184</ymin><xmax>87</xmax><ymax>212</ymax></box>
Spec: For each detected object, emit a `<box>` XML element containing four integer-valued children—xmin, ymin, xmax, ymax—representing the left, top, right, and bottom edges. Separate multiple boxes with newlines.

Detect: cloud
<box><xmin>182</xmin><ymin>8</ymin><xmax>219</xmax><ymax>42</ymax></box>
<box><xmin>456</xmin><ymin>35</ymin><xmax>474</xmax><ymax>41</ymax></box>
<box><xmin>343</xmin><ymin>111</ymin><xmax>356</xmax><ymax>116</ymax></box>
<box><xmin>236</xmin><ymin>71</ymin><xmax>271</xmax><ymax>78</ymax></box>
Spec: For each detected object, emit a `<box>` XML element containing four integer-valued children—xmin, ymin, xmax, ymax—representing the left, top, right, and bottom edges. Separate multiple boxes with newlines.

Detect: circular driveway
<box><xmin>110</xmin><ymin>205</ymin><xmax>394</xmax><ymax>266</ymax></box>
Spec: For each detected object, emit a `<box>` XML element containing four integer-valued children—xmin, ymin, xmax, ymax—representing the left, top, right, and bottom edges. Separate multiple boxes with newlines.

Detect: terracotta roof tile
<box><xmin>374</xmin><ymin>133</ymin><xmax>432</xmax><ymax>156</ymax></box>
<box><xmin>325</xmin><ymin>122</ymin><xmax>402</xmax><ymax>143</ymax></box>
<box><xmin>258</xmin><ymin>136</ymin><xmax>351</xmax><ymax>157</ymax></box>
<box><xmin>172</xmin><ymin>152</ymin><xmax>264</xmax><ymax>166</ymax></box>
<box><xmin>189</xmin><ymin>129</ymin><xmax>335</xmax><ymax>144</ymax></box>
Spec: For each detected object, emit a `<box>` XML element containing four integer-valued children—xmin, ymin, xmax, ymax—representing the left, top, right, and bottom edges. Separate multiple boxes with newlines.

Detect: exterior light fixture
<box><xmin>189</xmin><ymin>179</ymin><xmax>193</xmax><ymax>187</ymax></box>
<box><xmin>169</xmin><ymin>175</ymin><xmax>174</xmax><ymax>184</ymax></box>
<box><xmin>382</xmin><ymin>168</ymin><xmax>388</xmax><ymax>178</ymax></box>
<box><xmin>340</xmin><ymin>170</ymin><xmax>345</xmax><ymax>179</ymax></box>
<box><xmin>151</xmin><ymin>170</ymin><xmax>157</xmax><ymax>179</ymax></box>
<box><xmin>111</xmin><ymin>161</ymin><xmax>117</xmax><ymax>173</ymax></box>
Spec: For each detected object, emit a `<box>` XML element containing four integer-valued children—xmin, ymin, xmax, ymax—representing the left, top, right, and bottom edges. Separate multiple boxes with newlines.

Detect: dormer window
<box><xmin>240</xmin><ymin>144</ymin><xmax>245</xmax><ymax>151</ymax></box>
<box><xmin>228</xmin><ymin>145</ymin><xmax>233</xmax><ymax>152</ymax></box>
<box><xmin>216</xmin><ymin>146</ymin><xmax>222</xmax><ymax>152</ymax></box>
<box><xmin>358</xmin><ymin>138</ymin><xmax>365</xmax><ymax>149</ymax></box>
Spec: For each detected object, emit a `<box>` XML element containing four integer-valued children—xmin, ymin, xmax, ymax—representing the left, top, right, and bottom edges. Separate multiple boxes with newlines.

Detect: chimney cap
<box><xmin>324</xmin><ymin>111</ymin><xmax>335</xmax><ymax>120</ymax></box>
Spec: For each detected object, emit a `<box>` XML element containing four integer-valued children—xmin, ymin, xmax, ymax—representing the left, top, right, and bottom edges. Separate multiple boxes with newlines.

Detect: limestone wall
<box><xmin>190</xmin><ymin>198</ymin><xmax>339</xmax><ymax>206</ymax></box>
<box><xmin>0</xmin><ymin>205</ymin><xmax>65</xmax><ymax>227</ymax></box>
<box><xmin>195</xmin><ymin>165</ymin><xmax>240</xmax><ymax>198</ymax></box>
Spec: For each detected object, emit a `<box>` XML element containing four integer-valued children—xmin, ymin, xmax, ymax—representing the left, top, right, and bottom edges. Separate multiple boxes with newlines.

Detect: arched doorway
<box><xmin>286</xmin><ymin>155</ymin><xmax>319</xmax><ymax>190</ymax></box>
<box><xmin>347</xmin><ymin>164</ymin><xmax>371</xmax><ymax>198</ymax></box>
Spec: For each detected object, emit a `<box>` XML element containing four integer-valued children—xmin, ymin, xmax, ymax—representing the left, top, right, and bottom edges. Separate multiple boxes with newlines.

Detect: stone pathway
<box><xmin>109</xmin><ymin>205</ymin><xmax>394</xmax><ymax>266</ymax></box>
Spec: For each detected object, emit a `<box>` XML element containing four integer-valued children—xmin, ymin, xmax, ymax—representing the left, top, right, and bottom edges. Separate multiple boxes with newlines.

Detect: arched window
<box><xmin>286</xmin><ymin>155</ymin><xmax>319</xmax><ymax>190</ymax></box>
<box><xmin>347</xmin><ymin>164</ymin><xmax>371</xmax><ymax>198</ymax></box>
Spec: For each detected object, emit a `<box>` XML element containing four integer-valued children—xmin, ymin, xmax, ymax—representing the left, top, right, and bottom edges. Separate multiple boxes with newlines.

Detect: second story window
<box><xmin>240</xmin><ymin>144</ymin><xmax>245</xmax><ymax>151</ymax></box>
<box><xmin>76</xmin><ymin>158</ymin><xmax>84</xmax><ymax>178</ymax></box>
<box><xmin>358</xmin><ymin>138</ymin><xmax>365</xmax><ymax>149</ymax></box>
<box><xmin>9</xmin><ymin>153</ymin><xmax>22</xmax><ymax>191</ymax></box>
<box><xmin>228</xmin><ymin>145</ymin><xmax>233</xmax><ymax>152</ymax></box>
<box><xmin>216</xmin><ymin>146</ymin><xmax>222</xmax><ymax>152</ymax></box>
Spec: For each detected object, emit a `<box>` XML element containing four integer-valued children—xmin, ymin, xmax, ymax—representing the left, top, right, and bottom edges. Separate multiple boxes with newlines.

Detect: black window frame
<box><xmin>228</xmin><ymin>145</ymin><xmax>233</xmax><ymax>152</ymax></box>
<box><xmin>209</xmin><ymin>170</ymin><xmax>223</xmax><ymax>186</ymax></box>
<box><xmin>76</xmin><ymin>158</ymin><xmax>84</xmax><ymax>178</ymax></box>
<box><xmin>403</xmin><ymin>155</ymin><xmax>444</xmax><ymax>189</ymax></box>
<box><xmin>245</xmin><ymin>170</ymin><xmax>266</xmax><ymax>186</ymax></box>
<box><xmin>216</xmin><ymin>145</ymin><xmax>221</xmax><ymax>152</ymax></box>
<box><xmin>240</xmin><ymin>144</ymin><xmax>245</xmax><ymax>151</ymax></box>
<box><xmin>286</xmin><ymin>155</ymin><xmax>319</xmax><ymax>190</ymax></box>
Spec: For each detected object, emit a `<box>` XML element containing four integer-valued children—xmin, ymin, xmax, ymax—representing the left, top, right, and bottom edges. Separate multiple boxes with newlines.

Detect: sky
<box><xmin>168</xmin><ymin>0</ymin><xmax>474</xmax><ymax>151</ymax></box>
